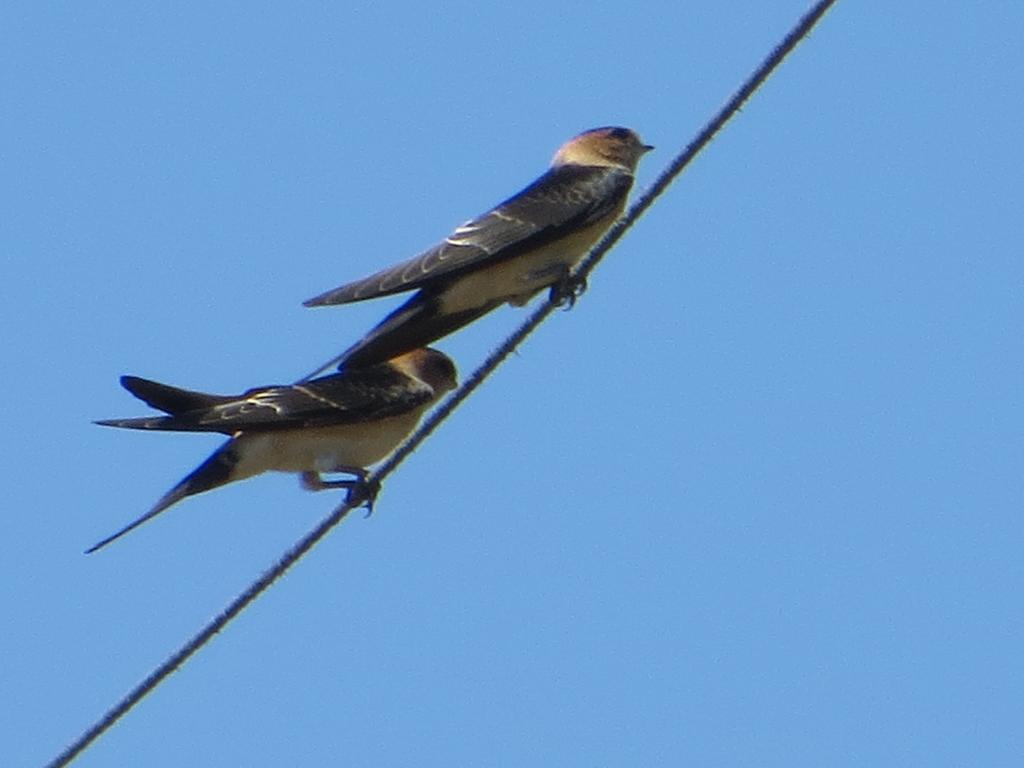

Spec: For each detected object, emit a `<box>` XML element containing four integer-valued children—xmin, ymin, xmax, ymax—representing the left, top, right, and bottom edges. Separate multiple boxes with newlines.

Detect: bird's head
<box><xmin>392</xmin><ymin>347</ymin><xmax>459</xmax><ymax>396</ymax></box>
<box><xmin>552</xmin><ymin>126</ymin><xmax>653</xmax><ymax>172</ymax></box>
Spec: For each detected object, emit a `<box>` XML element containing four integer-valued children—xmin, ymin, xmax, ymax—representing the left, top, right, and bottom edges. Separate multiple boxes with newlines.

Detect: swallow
<box><xmin>87</xmin><ymin>347</ymin><xmax>457</xmax><ymax>553</ymax></box>
<box><xmin>304</xmin><ymin>126</ymin><xmax>652</xmax><ymax>370</ymax></box>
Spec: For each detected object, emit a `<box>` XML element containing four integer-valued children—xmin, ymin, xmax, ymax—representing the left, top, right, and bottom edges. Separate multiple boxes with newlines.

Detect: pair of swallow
<box><xmin>90</xmin><ymin>127</ymin><xmax>652</xmax><ymax>552</ymax></box>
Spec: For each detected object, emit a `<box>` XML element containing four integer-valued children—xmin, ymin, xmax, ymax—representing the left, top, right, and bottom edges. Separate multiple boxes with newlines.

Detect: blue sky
<box><xmin>4</xmin><ymin>2</ymin><xmax>1022</xmax><ymax>765</ymax></box>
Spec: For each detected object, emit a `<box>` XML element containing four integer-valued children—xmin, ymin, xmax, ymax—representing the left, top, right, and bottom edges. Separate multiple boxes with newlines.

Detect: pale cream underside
<box><xmin>437</xmin><ymin>210</ymin><xmax>622</xmax><ymax>314</ymax></box>
<box><xmin>229</xmin><ymin>409</ymin><xmax>425</xmax><ymax>480</ymax></box>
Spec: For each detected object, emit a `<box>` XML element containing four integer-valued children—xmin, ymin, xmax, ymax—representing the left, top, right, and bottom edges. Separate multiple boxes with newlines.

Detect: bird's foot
<box><xmin>549</xmin><ymin>270</ymin><xmax>587</xmax><ymax>310</ymax></box>
<box><xmin>301</xmin><ymin>471</ymin><xmax>357</xmax><ymax>492</ymax></box>
<box><xmin>301</xmin><ymin>470</ymin><xmax>380</xmax><ymax>516</ymax></box>
<box><xmin>346</xmin><ymin>476</ymin><xmax>382</xmax><ymax>517</ymax></box>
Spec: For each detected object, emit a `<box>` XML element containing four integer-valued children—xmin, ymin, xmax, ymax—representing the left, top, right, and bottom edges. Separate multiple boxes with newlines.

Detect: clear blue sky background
<box><xmin>3</xmin><ymin>2</ymin><xmax>1021</xmax><ymax>765</ymax></box>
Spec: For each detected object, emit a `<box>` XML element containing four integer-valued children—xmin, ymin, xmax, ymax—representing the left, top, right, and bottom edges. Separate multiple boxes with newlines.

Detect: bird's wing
<box><xmin>304</xmin><ymin>164</ymin><xmax>632</xmax><ymax>306</ymax></box>
<box><xmin>118</xmin><ymin>375</ymin><xmax>231</xmax><ymax>414</ymax></box>
<box><xmin>195</xmin><ymin>366</ymin><xmax>434</xmax><ymax>429</ymax></box>
<box><xmin>99</xmin><ymin>366</ymin><xmax>435</xmax><ymax>433</ymax></box>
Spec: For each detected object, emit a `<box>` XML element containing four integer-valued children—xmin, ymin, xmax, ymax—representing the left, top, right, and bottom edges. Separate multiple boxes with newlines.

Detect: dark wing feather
<box><xmin>178</xmin><ymin>364</ymin><xmax>434</xmax><ymax>431</ymax></box>
<box><xmin>304</xmin><ymin>165</ymin><xmax>633</xmax><ymax>306</ymax></box>
<box><xmin>338</xmin><ymin>295</ymin><xmax>500</xmax><ymax>370</ymax></box>
<box><xmin>98</xmin><ymin>365</ymin><xmax>434</xmax><ymax>434</ymax></box>
<box><xmin>119</xmin><ymin>376</ymin><xmax>232</xmax><ymax>415</ymax></box>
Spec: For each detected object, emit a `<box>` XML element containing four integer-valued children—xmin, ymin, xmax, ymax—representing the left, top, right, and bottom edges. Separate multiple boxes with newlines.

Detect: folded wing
<box><xmin>97</xmin><ymin>366</ymin><xmax>434</xmax><ymax>434</ymax></box>
<box><xmin>304</xmin><ymin>164</ymin><xmax>632</xmax><ymax>306</ymax></box>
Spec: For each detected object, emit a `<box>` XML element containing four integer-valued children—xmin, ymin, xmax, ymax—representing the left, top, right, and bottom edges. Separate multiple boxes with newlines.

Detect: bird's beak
<box><xmin>641</xmin><ymin>144</ymin><xmax>655</xmax><ymax>153</ymax></box>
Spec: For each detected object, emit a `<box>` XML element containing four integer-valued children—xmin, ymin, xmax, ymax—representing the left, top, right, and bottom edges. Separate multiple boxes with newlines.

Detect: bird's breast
<box><xmin>437</xmin><ymin>212</ymin><xmax>620</xmax><ymax>314</ymax></box>
<box><xmin>232</xmin><ymin>412</ymin><xmax>422</xmax><ymax>477</ymax></box>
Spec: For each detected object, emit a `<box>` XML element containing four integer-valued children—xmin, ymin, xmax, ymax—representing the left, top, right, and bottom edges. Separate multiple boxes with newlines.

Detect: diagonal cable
<box><xmin>46</xmin><ymin>2</ymin><xmax>837</xmax><ymax>765</ymax></box>
<box><xmin>372</xmin><ymin>0</ymin><xmax>838</xmax><ymax>483</ymax></box>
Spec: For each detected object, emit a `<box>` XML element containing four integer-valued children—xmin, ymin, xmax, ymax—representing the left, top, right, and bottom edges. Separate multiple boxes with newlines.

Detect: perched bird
<box><xmin>87</xmin><ymin>348</ymin><xmax>457</xmax><ymax>553</ymax></box>
<box><xmin>305</xmin><ymin>126</ymin><xmax>652</xmax><ymax>370</ymax></box>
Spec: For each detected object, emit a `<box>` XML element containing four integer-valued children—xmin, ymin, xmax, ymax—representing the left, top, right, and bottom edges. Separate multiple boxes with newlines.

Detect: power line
<box><xmin>377</xmin><ymin>0</ymin><xmax>838</xmax><ymax>481</ymax></box>
<box><xmin>46</xmin><ymin>2</ymin><xmax>837</xmax><ymax>765</ymax></box>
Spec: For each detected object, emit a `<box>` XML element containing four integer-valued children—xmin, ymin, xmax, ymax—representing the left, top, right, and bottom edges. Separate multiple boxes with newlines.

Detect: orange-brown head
<box><xmin>551</xmin><ymin>126</ymin><xmax>653</xmax><ymax>172</ymax></box>
<box><xmin>389</xmin><ymin>347</ymin><xmax>458</xmax><ymax>396</ymax></box>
